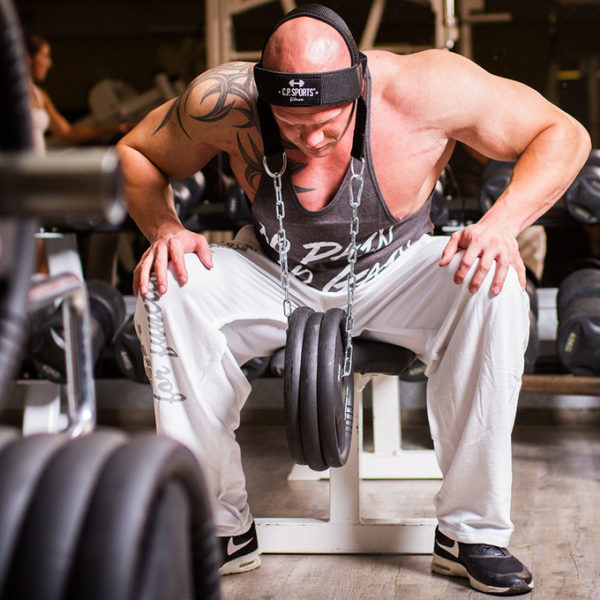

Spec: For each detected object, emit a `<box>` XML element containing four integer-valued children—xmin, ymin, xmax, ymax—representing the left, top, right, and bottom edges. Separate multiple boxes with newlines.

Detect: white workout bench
<box><xmin>255</xmin><ymin>373</ymin><xmax>439</xmax><ymax>554</ymax></box>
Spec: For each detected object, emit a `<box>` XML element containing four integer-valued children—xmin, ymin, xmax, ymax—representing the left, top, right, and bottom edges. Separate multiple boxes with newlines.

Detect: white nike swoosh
<box><xmin>438</xmin><ymin>538</ymin><xmax>460</xmax><ymax>558</ymax></box>
<box><xmin>227</xmin><ymin>536</ymin><xmax>253</xmax><ymax>556</ymax></box>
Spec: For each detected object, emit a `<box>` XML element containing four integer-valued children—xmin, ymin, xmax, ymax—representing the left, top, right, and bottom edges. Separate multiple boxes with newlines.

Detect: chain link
<box><xmin>264</xmin><ymin>153</ymin><xmax>366</xmax><ymax>376</ymax></box>
<box><xmin>263</xmin><ymin>154</ymin><xmax>292</xmax><ymax>317</ymax></box>
<box><xmin>343</xmin><ymin>157</ymin><xmax>365</xmax><ymax>376</ymax></box>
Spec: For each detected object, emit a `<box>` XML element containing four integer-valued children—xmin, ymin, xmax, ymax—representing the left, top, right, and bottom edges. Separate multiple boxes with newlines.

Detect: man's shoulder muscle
<box><xmin>155</xmin><ymin>62</ymin><xmax>259</xmax><ymax>145</ymax></box>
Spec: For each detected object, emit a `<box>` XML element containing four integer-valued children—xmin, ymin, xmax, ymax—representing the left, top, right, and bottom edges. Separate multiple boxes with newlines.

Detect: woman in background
<box><xmin>25</xmin><ymin>33</ymin><xmax>130</xmax><ymax>153</ymax></box>
<box><xmin>26</xmin><ymin>33</ymin><xmax>132</xmax><ymax>281</ymax></box>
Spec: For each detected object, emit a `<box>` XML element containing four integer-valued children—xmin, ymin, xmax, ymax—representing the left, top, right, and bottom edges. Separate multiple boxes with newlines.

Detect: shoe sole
<box><xmin>431</xmin><ymin>554</ymin><xmax>534</xmax><ymax>596</ymax></box>
<box><xmin>219</xmin><ymin>550</ymin><xmax>262</xmax><ymax>576</ymax></box>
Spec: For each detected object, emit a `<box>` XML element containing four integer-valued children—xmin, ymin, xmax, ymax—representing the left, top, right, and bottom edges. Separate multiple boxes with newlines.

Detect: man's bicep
<box><xmin>123</xmin><ymin>99</ymin><xmax>220</xmax><ymax>180</ymax></box>
<box><xmin>449</xmin><ymin>71</ymin><xmax>564</xmax><ymax>162</ymax></box>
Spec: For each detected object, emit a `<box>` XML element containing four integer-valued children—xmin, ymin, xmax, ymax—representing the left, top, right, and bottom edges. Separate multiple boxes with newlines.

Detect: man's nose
<box><xmin>302</xmin><ymin>127</ymin><xmax>324</xmax><ymax>148</ymax></box>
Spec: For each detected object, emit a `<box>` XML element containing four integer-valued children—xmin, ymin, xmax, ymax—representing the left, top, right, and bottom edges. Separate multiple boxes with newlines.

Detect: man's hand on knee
<box><xmin>439</xmin><ymin>222</ymin><xmax>526</xmax><ymax>295</ymax></box>
<box><xmin>133</xmin><ymin>229</ymin><xmax>214</xmax><ymax>296</ymax></box>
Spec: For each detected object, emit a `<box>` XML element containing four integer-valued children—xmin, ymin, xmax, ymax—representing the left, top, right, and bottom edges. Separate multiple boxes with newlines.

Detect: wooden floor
<box><xmin>221</xmin><ymin>416</ymin><xmax>600</xmax><ymax>600</ymax></box>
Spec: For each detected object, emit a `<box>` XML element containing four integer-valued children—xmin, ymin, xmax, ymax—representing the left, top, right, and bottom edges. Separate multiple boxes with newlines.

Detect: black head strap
<box><xmin>256</xmin><ymin>4</ymin><xmax>367</xmax><ymax>167</ymax></box>
<box><xmin>254</xmin><ymin>3</ymin><xmax>365</xmax><ymax>108</ymax></box>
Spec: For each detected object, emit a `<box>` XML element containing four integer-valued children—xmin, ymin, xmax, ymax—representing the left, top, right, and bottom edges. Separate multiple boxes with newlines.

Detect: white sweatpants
<box><xmin>134</xmin><ymin>226</ymin><xmax>529</xmax><ymax>547</ymax></box>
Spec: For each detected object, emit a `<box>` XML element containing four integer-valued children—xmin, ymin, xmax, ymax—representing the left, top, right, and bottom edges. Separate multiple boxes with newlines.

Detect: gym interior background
<box><xmin>15</xmin><ymin>0</ymin><xmax>600</xmax><ymax>282</ymax></box>
<box><xmin>15</xmin><ymin>0</ymin><xmax>600</xmax><ymax>135</ymax></box>
<box><xmin>5</xmin><ymin>1</ymin><xmax>600</xmax><ymax>598</ymax></box>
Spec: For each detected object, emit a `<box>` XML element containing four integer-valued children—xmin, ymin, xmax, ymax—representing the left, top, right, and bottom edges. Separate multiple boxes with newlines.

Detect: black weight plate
<box><xmin>71</xmin><ymin>434</ymin><xmax>220</xmax><ymax>600</ymax></box>
<box><xmin>7</xmin><ymin>430</ymin><xmax>127</xmax><ymax>600</ymax></box>
<box><xmin>283</xmin><ymin>307</ymin><xmax>313</xmax><ymax>464</ymax></box>
<box><xmin>557</xmin><ymin>268</ymin><xmax>600</xmax><ymax>319</ymax></box>
<box><xmin>86</xmin><ymin>279</ymin><xmax>126</xmax><ymax>342</ymax></box>
<box><xmin>0</xmin><ymin>434</ymin><xmax>68</xmax><ymax>596</ymax></box>
<box><xmin>299</xmin><ymin>311</ymin><xmax>327</xmax><ymax>472</ymax></box>
<box><xmin>565</xmin><ymin>165</ymin><xmax>600</xmax><ymax>225</ymax></box>
<box><xmin>317</xmin><ymin>308</ymin><xmax>353</xmax><ymax>468</ymax></box>
<box><xmin>113</xmin><ymin>315</ymin><xmax>149</xmax><ymax>384</ymax></box>
<box><xmin>0</xmin><ymin>427</ymin><xmax>19</xmax><ymax>456</ymax></box>
<box><xmin>586</xmin><ymin>149</ymin><xmax>600</xmax><ymax>168</ymax></box>
<box><xmin>557</xmin><ymin>297</ymin><xmax>600</xmax><ymax>376</ymax></box>
<box><xmin>135</xmin><ymin>481</ymin><xmax>195</xmax><ymax>600</ymax></box>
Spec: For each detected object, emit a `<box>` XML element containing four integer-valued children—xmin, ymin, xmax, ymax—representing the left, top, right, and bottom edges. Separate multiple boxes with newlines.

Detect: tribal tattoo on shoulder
<box><xmin>153</xmin><ymin>62</ymin><xmax>311</xmax><ymax>194</ymax></box>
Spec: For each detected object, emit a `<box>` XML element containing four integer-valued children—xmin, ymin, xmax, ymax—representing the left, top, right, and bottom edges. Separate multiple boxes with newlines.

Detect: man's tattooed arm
<box><xmin>154</xmin><ymin>62</ymin><xmax>258</xmax><ymax>135</ymax></box>
<box><xmin>153</xmin><ymin>62</ymin><xmax>313</xmax><ymax>194</ymax></box>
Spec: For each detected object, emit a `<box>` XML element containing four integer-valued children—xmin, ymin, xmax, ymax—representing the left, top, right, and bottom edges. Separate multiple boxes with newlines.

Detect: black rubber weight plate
<box><xmin>7</xmin><ymin>430</ymin><xmax>127</xmax><ymax>600</ymax></box>
<box><xmin>317</xmin><ymin>308</ymin><xmax>352</xmax><ymax>468</ymax></box>
<box><xmin>284</xmin><ymin>306</ymin><xmax>313</xmax><ymax>464</ymax></box>
<box><xmin>71</xmin><ymin>434</ymin><xmax>220</xmax><ymax>600</ymax></box>
<box><xmin>299</xmin><ymin>311</ymin><xmax>327</xmax><ymax>472</ymax></box>
<box><xmin>557</xmin><ymin>268</ymin><xmax>600</xmax><ymax>318</ymax></box>
<box><xmin>0</xmin><ymin>433</ymin><xmax>69</xmax><ymax>595</ymax></box>
<box><xmin>557</xmin><ymin>297</ymin><xmax>600</xmax><ymax>376</ymax></box>
<box><xmin>0</xmin><ymin>427</ymin><xmax>19</xmax><ymax>456</ymax></box>
<box><xmin>135</xmin><ymin>481</ymin><xmax>195</xmax><ymax>600</ymax></box>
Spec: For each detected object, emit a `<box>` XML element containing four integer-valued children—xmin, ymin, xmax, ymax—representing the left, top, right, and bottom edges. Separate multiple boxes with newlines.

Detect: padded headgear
<box><xmin>254</xmin><ymin>4</ymin><xmax>366</xmax><ymax>107</ymax></box>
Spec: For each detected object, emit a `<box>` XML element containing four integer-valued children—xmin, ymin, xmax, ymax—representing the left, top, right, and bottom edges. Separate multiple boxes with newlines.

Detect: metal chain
<box><xmin>264</xmin><ymin>153</ymin><xmax>366</xmax><ymax>376</ymax></box>
<box><xmin>263</xmin><ymin>154</ymin><xmax>292</xmax><ymax>317</ymax></box>
<box><xmin>343</xmin><ymin>157</ymin><xmax>365</xmax><ymax>376</ymax></box>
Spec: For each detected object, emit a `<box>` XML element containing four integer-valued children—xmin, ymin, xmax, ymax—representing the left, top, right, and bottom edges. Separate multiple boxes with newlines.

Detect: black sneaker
<box><xmin>218</xmin><ymin>520</ymin><xmax>261</xmax><ymax>575</ymax></box>
<box><xmin>432</xmin><ymin>527</ymin><xmax>534</xmax><ymax>596</ymax></box>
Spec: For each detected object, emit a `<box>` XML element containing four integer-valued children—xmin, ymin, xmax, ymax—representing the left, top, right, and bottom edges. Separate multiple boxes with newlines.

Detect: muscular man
<box><xmin>117</xmin><ymin>5</ymin><xmax>590</xmax><ymax>595</ymax></box>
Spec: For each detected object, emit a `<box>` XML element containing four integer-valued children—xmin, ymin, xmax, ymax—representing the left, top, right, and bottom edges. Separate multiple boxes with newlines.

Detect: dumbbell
<box><xmin>430</xmin><ymin>166</ymin><xmax>458</xmax><ymax>228</ymax></box>
<box><xmin>564</xmin><ymin>149</ymin><xmax>600</xmax><ymax>225</ymax></box>
<box><xmin>556</xmin><ymin>260</ymin><xmax>600</xmax><ymax>375</ymax></box>
<box><xmin>171</xmin><ymin>171</ymin><xmax>206</xmax><ymax>225</ymax></box>
<box><xmin>479</xmin><ymin>160</ymin><xmax>515</xmax><ymax>214</ymax></box>
<box><xmin>29</xmin><ymin>279</ymin><xmax>126</xmax><ymax>383</ymax></box>
<box><xmin>225</xmin><ymin>184</ymin><xmax>252</xmax><ymax>228</ymax></box>
<box><xmin>112</xmin><ymin>314</ymin><xmax>149</xmax><ymax>384</ymax></box>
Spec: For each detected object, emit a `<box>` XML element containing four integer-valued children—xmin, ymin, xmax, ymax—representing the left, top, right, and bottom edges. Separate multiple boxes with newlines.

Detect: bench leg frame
<box><xmin>255</xmin><ymin>376</ymin><xmax>437</xmax><ymax>554</ymax></box>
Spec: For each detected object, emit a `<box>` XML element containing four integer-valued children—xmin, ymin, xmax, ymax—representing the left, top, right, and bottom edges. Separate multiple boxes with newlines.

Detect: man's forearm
<box><xmin>487</xmin><ymin>118</ymin><xmax>591</xmax><ymax>235</ymax></box>
<box><xmin>117</xmin><ymin>143</ymin><xmax>184</xmax><ymax>242</ymax></box>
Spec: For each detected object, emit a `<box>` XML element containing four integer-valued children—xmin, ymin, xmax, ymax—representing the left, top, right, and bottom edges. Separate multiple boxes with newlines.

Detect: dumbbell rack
<box><xmin>22</xmin><ymin>233</ymin><xmax>86</xmax><ymax>435</ymax></box>
<box><xmin>255</xmin><ymin>374</ymin><xmax>437</xmax><ymax>554</ymax></box>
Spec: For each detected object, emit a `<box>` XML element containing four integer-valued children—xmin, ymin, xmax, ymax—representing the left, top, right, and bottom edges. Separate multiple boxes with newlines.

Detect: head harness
<box><xmin>254</xmin><ymin>4</ymin><xmax>366</xmax><ymax>107</ymax></box>
<box><xmin>255</xmin><ymin>4</ymin><xmax>368</xmax><ymax>161</ymax></box>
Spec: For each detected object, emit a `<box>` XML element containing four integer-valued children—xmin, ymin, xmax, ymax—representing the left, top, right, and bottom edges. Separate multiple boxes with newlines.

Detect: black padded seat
<box><xmin>266</xmin><ymin>338</ymin><xmax>416</xmax><ymax>379</ymax></box>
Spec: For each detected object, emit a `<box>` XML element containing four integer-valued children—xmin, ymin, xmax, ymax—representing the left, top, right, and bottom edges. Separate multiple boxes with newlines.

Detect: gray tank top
<box><xmin>251</xmin><ymin>68</ymin><xmax>433</xmax><ymax>293</ymax></box>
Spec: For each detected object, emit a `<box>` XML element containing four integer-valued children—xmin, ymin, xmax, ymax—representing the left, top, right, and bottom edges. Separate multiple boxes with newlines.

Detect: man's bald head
<box><xmin>262</xmin><ymin>17</ymin><xmax>352</xmax><ymax>74</ymax></box>
<box><xmin>254</xmin><ymin>7</ymin><xmax>364</xmax><ymax>107</ymax></box>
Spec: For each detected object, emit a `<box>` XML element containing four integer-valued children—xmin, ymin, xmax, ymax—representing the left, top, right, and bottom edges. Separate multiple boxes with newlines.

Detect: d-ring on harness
<box><xmin>256</xmin><ymin>4</ymin><xmax>368</xmax><ymax>470</ymax></box>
